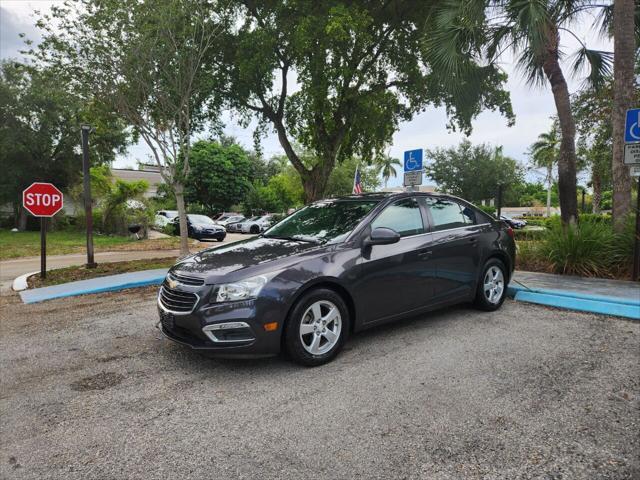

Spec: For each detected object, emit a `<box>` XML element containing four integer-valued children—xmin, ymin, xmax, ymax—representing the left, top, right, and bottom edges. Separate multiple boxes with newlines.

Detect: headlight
<box><xmin>215</xmin><ymin>275</ymin><xmax>269</xmax><ymax>302</ymax></box>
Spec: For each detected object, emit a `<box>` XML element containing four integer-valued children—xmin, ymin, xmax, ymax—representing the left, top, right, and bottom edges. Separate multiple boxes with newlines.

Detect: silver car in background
<box><xmin>240</xmin><ymin>214</ymin><xmax>275</xmax><ymax>234</ymax></box>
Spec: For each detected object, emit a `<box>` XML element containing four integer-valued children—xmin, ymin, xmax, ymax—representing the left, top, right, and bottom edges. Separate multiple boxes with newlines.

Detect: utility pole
<box><xmin>81</xmin><ymin>124</ymin><xmax>97</xmax><ymax>268</ymax></box>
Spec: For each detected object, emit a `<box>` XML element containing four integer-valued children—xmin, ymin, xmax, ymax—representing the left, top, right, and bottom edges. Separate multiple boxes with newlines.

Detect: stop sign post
<box><xmin>22</xmin><ymin>182</ymin><xmax>64</xmax><ymax>279</ymax></box>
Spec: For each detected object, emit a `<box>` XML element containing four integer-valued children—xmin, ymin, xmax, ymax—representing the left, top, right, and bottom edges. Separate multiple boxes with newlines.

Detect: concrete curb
<box><xmin>12</xmin><ymin>271</ymin><xmax>39</xmax><ymax>291</ymax></box>
<box><xmin>19</xmin><ymin>268</ymin><xmax>169</xmax><ymax>304</ymax></box>
<box><xmin>507</xmin><ymin>285</ymin><xmax>640</xmax><ymax>320</ymax></box>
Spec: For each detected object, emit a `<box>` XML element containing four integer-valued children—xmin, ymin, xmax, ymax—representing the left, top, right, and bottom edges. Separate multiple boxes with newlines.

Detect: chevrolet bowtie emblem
<box><xmin>167</xmin><ymin>278</ymin><xmax>178</xmax><ymax>289</ymax></box>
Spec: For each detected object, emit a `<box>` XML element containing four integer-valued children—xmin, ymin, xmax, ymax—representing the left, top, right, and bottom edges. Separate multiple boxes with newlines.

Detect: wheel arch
<box><xmin>284</xmin><ymin>279</ymin><xmax>357</xmax><ymax>334</ymax></box>
<box><xmin>484</xmin><ymin>250</ymin><xmax>512</xmax><ymax>282</ymax></box>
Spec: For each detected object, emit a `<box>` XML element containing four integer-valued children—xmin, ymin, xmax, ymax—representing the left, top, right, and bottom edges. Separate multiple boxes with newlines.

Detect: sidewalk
<box><xmin>16</xmin><ymin>267</ymin><xmax>640</xmax><ymax>319</ymax></box>
<box><xmin>0</xmin><ymin>232</ymin><xmax>249</xmax><ymax>292</ymax></box>
<box><xmin>0</xmin><ymin>250</ymin><xmax>179</xmax><ymax>293</ymax></box>
<box><xmin>511</xmin><ymin>271</ymin><xmax>639</xmax><ymax>320</ymax></box>
<box><xmin>513</xmin><ymin>271</ymin><xmax>639</xmax><ymax>301</ymax></box>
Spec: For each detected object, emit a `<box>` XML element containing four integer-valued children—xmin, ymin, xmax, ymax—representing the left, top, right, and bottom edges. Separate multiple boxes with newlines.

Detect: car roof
<box><xmin>327</xmin><ymin>191</ymin><xmax>448</xmax><ymax>202</ymax></box>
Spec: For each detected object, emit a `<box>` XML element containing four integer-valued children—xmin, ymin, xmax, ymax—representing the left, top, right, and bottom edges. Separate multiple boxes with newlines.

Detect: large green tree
<box><xmin>184</xmin><ymin>141</ymin><xmax>253</xmax><ymax>214</ymax></box>
<box><xmin>34</xmin><ymin>0</ymin><xmax>230</xmax><ymax>254</ymax></box>
<box><xmin>0</xmin><ymin>61</ymin><xmax>129</xmax><ymax>229</ymax></box>
<box><xmin>226</xmin><ymin>0</ymin><xmax>513</xmax><ymax>203</ymax></box>
<box><xmin>424</xmin><ymin>140</ymin><xmax>524</xmax><ymax>203</ymax></box>
<box><xmin>427</xmin><ymin>0</ymin><xmax>621</xmax><ymax>227</ymax></box>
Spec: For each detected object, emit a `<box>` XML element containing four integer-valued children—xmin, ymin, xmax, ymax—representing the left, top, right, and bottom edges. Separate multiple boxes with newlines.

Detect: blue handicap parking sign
<box><xmin>625</xmin><ymin>109</ymin><xmax>640</xmax><ymax>143</ymax></box>
<box><xmin>404</xmin><ymin>149</ymin><xmax>423</xmax><ymax>172</ymax></box>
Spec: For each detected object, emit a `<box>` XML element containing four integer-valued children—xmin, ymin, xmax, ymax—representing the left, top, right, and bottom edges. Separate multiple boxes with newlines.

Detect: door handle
<box><xmin>469</xmin><ymin>237</ymin><xmax>478</xmax><ymax>245</ymax></box>
<box><xmin>418</xmin><ymin>250</ymin><xmax>432</xmax><ymax>259</ymax></box>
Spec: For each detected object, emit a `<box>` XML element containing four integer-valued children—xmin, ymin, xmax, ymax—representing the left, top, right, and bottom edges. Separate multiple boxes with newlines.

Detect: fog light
<box><xmin>263</xmin><ymin>322</ymin><xmax>278</xmax><ymax>331</ymax></box>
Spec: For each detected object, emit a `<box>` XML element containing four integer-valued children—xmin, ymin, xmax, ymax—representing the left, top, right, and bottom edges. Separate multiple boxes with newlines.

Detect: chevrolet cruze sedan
<box><xmin>158</xmin><ymin>193</ymin><xmax>516</xmax><ymax>366</ymax></box>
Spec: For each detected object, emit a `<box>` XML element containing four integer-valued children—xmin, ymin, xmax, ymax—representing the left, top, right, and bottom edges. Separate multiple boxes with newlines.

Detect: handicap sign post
<box><xmin>624</xmin><ymin>109</ymin><xmax>640</xmax><ymax>143</ymax></box>
<box><xmin>403</xmin><ymin>149</ymin><xmax>423</xmax><ymax>189</ymax></box>
<box><xmin>624</xmin><ymin>108</ymin><xmax>640</xmax><ymax>281</ymax></box>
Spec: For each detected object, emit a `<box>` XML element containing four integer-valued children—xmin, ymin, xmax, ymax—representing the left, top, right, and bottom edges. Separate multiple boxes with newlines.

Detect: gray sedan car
<box><xmin>158</xmin><ymin>192</ymin><xmax>516</xmax><ymax>366</ymax></box>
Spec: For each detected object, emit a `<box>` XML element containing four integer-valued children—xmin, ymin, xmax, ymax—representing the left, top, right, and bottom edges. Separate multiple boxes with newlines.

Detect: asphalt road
<box><xmin>0</xmin><ymin>233</ymin><xmax>250</xmax><ymax>291</ymax></box>
<box><xmin>1</xmin><ymin>289</ymin><xmax>638</xmax><ymax>479</ymax></box>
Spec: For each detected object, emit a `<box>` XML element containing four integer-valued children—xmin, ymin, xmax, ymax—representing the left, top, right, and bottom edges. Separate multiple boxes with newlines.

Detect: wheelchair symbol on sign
<box><xmin>406</xmin><ymin>154</ymin><xmax>419</xmax><ymax>170</ymax></box>
<box><xmin>629</xmin><ymin>111</ymin><xmax>640</xmax><ymax>141</ymax></box>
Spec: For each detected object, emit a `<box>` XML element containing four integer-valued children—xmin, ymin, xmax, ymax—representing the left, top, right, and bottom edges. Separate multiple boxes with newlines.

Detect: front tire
<box><xmin>250</xmin><ymin>225</ymin><xmax>260</xmax><ymax>234</ymax></box>
<box><xmin>474</xmin><ymin>258</ymin><xmax>507</xmax><ymax>311</ymax></box>
<box><xmin>284</xmin><ymin>288</ymin><xmax>350</xmax><ymax>367</ymax></box>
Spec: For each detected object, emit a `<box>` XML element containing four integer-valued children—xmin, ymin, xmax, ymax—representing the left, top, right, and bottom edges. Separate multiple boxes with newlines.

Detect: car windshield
<box><xmin>263</xmin><ymin>200</ymin><xmax>378</xmax><ymax>244</ymax></box>
<box><xmin>188</xmin><ymin>215</ymin><xmax>215</xmax><ymax>224</ymax></box>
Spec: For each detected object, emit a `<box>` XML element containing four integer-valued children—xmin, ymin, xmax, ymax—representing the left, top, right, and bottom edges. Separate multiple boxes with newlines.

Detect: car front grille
<box><xmin>159</xmin><ymin>285</ymin><xmax>198</xmax><ymax>313</ymax></box>
<box><xmin>167</xmin><ymin>272</ymin><xmax>204</xmax><ymax>286</ymax></box>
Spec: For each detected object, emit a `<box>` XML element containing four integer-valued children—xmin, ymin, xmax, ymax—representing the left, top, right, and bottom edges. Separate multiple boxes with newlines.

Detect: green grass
<box><xmin>0</xmin><ymin>230</ymin><xmax>180</xmax><ymax>260</ymax></box>
<box><xmin>27</xmin><ymin>257</ymin><xmax>176</xmax><ymax>288</ymax></box>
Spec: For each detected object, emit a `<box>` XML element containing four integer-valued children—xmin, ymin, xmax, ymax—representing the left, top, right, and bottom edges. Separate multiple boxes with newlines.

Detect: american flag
<box><xmin>353</xmin><ymin>165</ymin><xmax>362</xmax><ymax>194</ymax></box>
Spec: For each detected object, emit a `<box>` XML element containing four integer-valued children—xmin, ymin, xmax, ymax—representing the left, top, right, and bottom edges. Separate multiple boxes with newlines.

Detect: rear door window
<box><xmin>426</xmin><ymin>198</ymin><xmax>476</xmax><ymax>232</ymax></box>
<box><xmin>371</xmin><ymin>197</ymin><xmax>425</xmax><ymax>237</ymax></box>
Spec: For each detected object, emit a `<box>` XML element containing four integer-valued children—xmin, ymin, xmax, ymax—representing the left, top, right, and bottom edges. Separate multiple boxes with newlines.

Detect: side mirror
<box><xmin>363</xmin><ymin>227</ymin><xmax>401</xmax><ymax>247</ymax></box>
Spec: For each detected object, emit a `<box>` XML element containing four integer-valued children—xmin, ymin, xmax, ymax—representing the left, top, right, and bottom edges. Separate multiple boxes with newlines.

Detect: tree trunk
<box><xmin>611</xmin><ymin>0</ymin><xmax>635</xmax><ymax>232</ymax></box>
<box><xmin>592</xmin><ymin>170</ymin><xmax>602</xmax><ymax>214</ymax></box>
<box><xmin>542</xmin><ymin>35</ymin><xmax>578</xmax><ymax>226</ymax></box>
<box><xmin>301</xmin><ymin>166</ymin><xmax>332</xmax><ymax>203</ymax></box>
<box><xmin>174</xmin><ymin>182</ymin><xmax>190</xmax><ymax>256</ymax></box>
<box><xmin>546</xmin><ymin>163</ymin><xmax>552</xmax><ymax>217</ymax></box>
<box><xmin>17</xmin><ymin>205</ymin><xmax>28</xmax><ymax>231</ymax></box>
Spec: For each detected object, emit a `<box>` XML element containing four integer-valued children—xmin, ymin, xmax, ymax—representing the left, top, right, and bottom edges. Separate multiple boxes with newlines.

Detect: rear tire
<box><xmin>250</xmin><ymin>225</ymin><xmax>260</xmax><ymax>234</ymax></box>
<box><xmin>473</xmin><ymin>258</ymin><xmax>507</xmax><ymax>311</ymax></box>
<box><xmin>284</xmin><ymin>288</ymin><xmax>350</xmax><ymax>367</ymax></box>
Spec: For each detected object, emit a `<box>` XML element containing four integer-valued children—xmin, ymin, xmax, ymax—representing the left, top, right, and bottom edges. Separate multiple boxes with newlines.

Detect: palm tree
<box><xmin>529</xmin><ymin>125</ymin><xmax>560</xmax><ymax>218</ymax></box>
<box><xmin>611</xmin><ymin>0</ymin><xmax>636</xmax><ymax>231</ymax></box>
<box><xmin>427</xmin><ymin>1</ymin><xmax>614</xmax><ymax>226</ymax></box>
<box><xmin>376</xmin><ymin>155</ymin><xmax>402</xmax><ymax>188</ymax></box>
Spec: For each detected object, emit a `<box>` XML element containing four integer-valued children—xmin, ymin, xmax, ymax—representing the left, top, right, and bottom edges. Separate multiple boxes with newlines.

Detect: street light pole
<box><xmin>81</xmin><ymin>124</ymin><xmax>97</xmax><ymax>268</ymax></box>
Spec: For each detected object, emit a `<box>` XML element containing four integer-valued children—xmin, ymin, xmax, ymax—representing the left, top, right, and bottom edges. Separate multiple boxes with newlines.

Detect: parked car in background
<box><xmin>499</xmin><ymin>215</ymin><xmax>526</xmax><ymax>229</ymax></box>
<box><xmin>154</xmin><ymin>210</ymin><xmax>179</xmax><ymax>229</ymax></box>
<box><xmin>227</xmin><ymin>216</ymin><xmax>259</xmax><ymax>233</ymax></box>
<box><xmin>215</xmin><ymin>215</ymin><xmax>245</xmax><ymax>228</ymax></box>
<box><xmin>171</xmin><ymin>214</ymin><xmax>226</xmax><ymax>241</ymax></box>
<box><xmin>158</xmin><ymin>192</ymin><xmax>516</xmax><ymax>366</ymax></box>
<box><xmin>240</xmin><ymin>214</ymin><xmax>275</xmax><ymax>234</ymax></box>
<box><xmin>212</xmin><ymin>212</ymin><xmax>241</xmax><ymax>221</ymax></box>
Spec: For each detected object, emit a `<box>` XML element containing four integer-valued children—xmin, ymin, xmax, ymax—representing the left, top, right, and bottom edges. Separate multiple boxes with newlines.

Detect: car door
<box><xmin>424</xmin><ymin>197</ymin><xmax>483</xmax><ymax>301</ymax></box>
<box><xmin>354</xmin><ymin>197</ymin><xmax>436</xmax><ymax>325</ymax></box>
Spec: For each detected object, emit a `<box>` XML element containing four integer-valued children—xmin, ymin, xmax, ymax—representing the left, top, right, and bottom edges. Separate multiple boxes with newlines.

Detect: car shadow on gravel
<box><xmin>155</xmin><ymin>302</ymin><xmax>473</xmax><ymax>372</ymax></box>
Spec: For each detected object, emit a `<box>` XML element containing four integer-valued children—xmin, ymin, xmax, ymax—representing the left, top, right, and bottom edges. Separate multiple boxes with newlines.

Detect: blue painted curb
<box><xmin>507</xmin><ymin>285</ymin><xmax>640</xmax><ymax>320</ymax></box>
<box><xmin>19</xmin><ymin>268</ymin><xmax>169</xmax><ymax>304</ymax></box>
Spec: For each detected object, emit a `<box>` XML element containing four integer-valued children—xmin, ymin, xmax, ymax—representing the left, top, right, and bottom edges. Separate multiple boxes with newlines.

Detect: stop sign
<box><xmin>22</xmin><ymin>182</ymin><xmax>64</xmax><ymax>217</ymax></box>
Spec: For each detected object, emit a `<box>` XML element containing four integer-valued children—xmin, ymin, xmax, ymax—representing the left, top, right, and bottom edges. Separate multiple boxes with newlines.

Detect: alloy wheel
<box><xmin>483</xmin><ymin>266</ymin><xmax>504</xmax><ymax>304</ymax></box>
<box><xmin>299</xmin><ymin>300</ymin><xmax>342</xmax><ymax>355</ymax></box>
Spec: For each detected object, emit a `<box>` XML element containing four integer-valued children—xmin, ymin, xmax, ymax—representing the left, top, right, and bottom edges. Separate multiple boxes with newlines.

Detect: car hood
<box><xmin>172</xmin><ymin>236</ymin><xmax>326</xmax><ymax>283</ymax></box>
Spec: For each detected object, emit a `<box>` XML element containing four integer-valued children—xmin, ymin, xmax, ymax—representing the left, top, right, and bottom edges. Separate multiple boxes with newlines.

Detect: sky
<box><xmin>1</xmin><ymin>0</ymin><xmax>611</xmax><ymax>187</ymax></box>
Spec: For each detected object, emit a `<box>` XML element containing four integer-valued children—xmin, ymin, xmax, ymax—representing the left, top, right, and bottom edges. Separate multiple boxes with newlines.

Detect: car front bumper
<box><xmin>157</xmin><ymin>290</ymin><xmax>283</xmax><ymax>357</ymax></box>
<box><xmin>192</xmin><ymin>231</ymin><xmax>226</xmax><ymax>241</ymax></box>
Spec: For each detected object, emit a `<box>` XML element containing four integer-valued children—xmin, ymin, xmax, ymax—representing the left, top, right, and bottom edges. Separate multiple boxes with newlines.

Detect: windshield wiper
<box><xmin>263</xmin><ymin>234</ymin><xmax>321</xmax><ymax>244</ymax></box>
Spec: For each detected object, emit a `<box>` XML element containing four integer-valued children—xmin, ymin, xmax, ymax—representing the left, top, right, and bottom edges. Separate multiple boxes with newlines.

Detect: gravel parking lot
<box><xmin>1</xmin><ymin>288</ymin><xmax>638</xmax><ymax>479</ymax></box>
